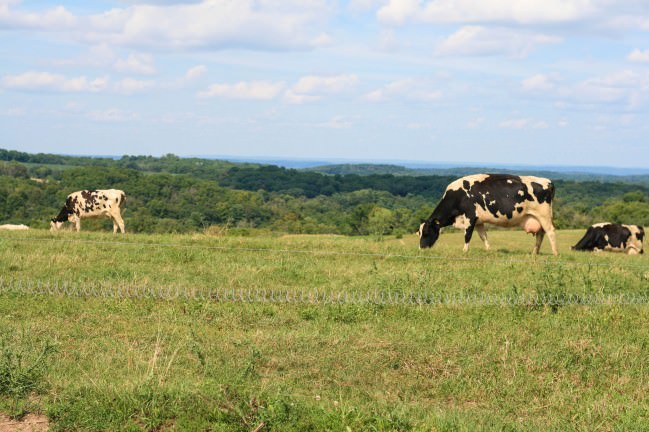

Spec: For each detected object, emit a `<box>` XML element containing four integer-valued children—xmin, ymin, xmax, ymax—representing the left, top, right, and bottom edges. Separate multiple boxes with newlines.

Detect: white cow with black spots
<box><xmin>418</xmin><ymin>174</ymin><xmax>558</xmax><ymax>255</ymax></box>
<box><xmin>50</xmin><ymin>189</ymin><xmax>126</xmax><ymax>233</ymax></box>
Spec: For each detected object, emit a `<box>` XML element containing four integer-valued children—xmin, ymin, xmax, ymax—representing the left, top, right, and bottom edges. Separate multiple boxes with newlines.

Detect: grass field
<box><xmin>0</xmin><ymin>229</ymin><xmax>648</xmax><ymax>431</ymax></box>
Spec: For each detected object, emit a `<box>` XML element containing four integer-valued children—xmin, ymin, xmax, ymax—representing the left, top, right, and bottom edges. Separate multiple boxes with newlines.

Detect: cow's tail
<box><xmin>548</xmin><ymin>180</ymin><xmax>556</xmax><ymax>203</ymax></box>
<box><xmin>117</xmin><ymin>191</ymin><xmax>126</xmax><ymax>208</ymax></box>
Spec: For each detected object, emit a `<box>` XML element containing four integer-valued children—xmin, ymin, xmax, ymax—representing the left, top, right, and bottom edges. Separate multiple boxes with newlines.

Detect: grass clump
<box><xmin>0</xmin><ymin>329</ymin><xmax>57</xmax><ymax>418</ymax></box>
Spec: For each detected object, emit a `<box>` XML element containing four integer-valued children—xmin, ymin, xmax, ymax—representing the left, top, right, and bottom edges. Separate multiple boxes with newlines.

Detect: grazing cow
<box><xmin>50</xmin><ymin>189</ymin><xmax>125</xmax><ymax>233</ymax></box>
<box><xmin>418</xmin><ymin>174</ymin><xmax>558</xmax><ymax>255</ymax></box>
<box><xmin>0</xmin><ymin>224</ymin><xmax>29</xmax><ymax>230</ymax></box>
<box><xmin>572</xmin><ymin>223</ymin><xmax>644</xmax><ymax>255</ymax></box>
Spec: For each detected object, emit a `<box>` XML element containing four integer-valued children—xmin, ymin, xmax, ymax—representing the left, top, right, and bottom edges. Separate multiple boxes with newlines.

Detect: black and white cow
<box><xmin>572</xmin><ymin>223</ymin><xmax>644</xmax><ymax>255</ymax></box>
<box><xmin>418</xmin><ymin>174</ymin><xmax>558</xmax><ymax>255</ymax></box>
<box><xmin>50</xmin><ymin>189</ymin><xmax>126</xmax><ymax>233</ymax></box>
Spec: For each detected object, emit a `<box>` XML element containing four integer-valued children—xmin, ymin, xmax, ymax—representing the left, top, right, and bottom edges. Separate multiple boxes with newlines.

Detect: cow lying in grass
<box><xmin>50</xmin><ymin>189</ymin><xmax>126</xmax><ymax>233</ymax></box>
<box><xmin>572</xmin><ymin>223</ymin><xmax>644</xmax><ymax>255</ymax></box>
<box><xmin>418</xmin><ymin>174</ymin><xmax>558</xmax><ymax>255</ymax></box>
<box><xmin>0</xmin><ymin>224</ymin><xmax>29</xmax><ymax>230</ymax></box>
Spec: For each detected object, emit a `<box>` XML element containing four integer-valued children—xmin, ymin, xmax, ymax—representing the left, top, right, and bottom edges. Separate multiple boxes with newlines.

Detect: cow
<box><xmin>417</xmin><ymin>174</ymin><xmax>558</xmax><ymax>255</ymax></box>
<box><xmin>50</xmin><ymin>189</ymin><xmax>126</xmax><ymax>233</ymax></box>
<box><xmin>0</xmin><ymin>224</ymin><xmax>29</xmax><ymax>230</ymax></box>
<box><xmin>571</xmin><ymin>223</ymin><xmax>644</xmax><ymax>255</ymax></box>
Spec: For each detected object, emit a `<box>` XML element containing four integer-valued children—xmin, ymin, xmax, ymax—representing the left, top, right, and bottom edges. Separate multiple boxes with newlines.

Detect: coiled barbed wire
<box><xmin>0</xmin><ymin>277</ymin><xmax>647</xmax><ymax>306</ymax></box>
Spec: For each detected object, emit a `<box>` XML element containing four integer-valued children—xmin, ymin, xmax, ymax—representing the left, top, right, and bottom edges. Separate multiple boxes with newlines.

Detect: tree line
<box><xmin>1</xmin><ymin>150</ymin><xmax>648</xmax><ymax>235</ymax></box>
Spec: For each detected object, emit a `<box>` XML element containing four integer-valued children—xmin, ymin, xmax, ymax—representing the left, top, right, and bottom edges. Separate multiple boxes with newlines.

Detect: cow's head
<box><xmin>418</xmin><ymin>219</ymin><xmax>441</xmax><ymax>249</ymax></box>
<box><xmin>50</xmin><ymin>207</ymin><xmax>72</xmax><ymax>231</ymax></box>
<box><xmin>629</xmin><ymin>225</ymin><xmax>645</xmax><ymax>254</ymax></box>
<box><xmin>50</xmin><ymin>220</ymin><xmax>64</xmax><ymax>231</ymax></box>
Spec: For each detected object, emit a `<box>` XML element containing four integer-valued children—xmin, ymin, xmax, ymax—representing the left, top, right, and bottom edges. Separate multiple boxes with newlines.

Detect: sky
<box><xmin>2</xmin><ymin>0</ymin><xmax>649</xmax><ymax>168</ymax></box>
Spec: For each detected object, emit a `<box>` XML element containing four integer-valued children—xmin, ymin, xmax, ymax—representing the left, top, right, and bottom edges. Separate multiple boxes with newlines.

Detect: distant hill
<box><xmin>302</xmin><ymin>164</ymin><xmax>417</xmax><ymax>176</ymax></box>
<box><xmin>303</xmin><ymin>164</ymin><xmax>649</xmax><ymax>185</ymax></box>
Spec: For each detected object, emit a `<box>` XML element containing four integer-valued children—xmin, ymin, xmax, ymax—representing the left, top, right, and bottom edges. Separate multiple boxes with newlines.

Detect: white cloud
<box><xmin>365</xmin><ymin>78</ymin><xmax>442</xmax><ymax>102</ymax></box>
<box><xmin>284</xmin><ymin>90</ymin><xmax>321</xmax><ymax>104</ymax></box>
<box><xmin>406</xmin><ymin>122</ymin><xmax>431</xmax><ymax>129</ymax></box>
<box><xmin>436</xmin><ymin>26</ymin><xmax>561</xmax><ymax>58</ymax></box>
<box><xmin>521</xmin><ymin>73</ymin><xmax>560</xmax><ymax>92</ymax></box>
<box><xmin>521</xmin><ymin>70</ymin><xmax>649</xmax><ymax>109</ymax></box>
<box><xmin>185</xmin><ymin>65</ymin><xmax>207</xmax><ymax>80</ymax></box>
<box><xmin>466</xmin><ymin>117</ymin><xmax>485</xmax><ymax>129</ymax></box>
<box><xmin>87</xmin><ymin>109</ymin><xmax>139</xmax><ymax>122</ymax></box>
<box><xmin>169</xmin><ymin>65</ymin><xmax>208</xmax><ymax>89</ymax></box>
<box><xmin>378</xmin><ymin>0</ymin><xmax>598</xmax><ymax>26</ymax></box>
<box><xmin>2</xmin><ymin>71</ymin><xmax>109</xmax><ymax>92</ymax></box>
<box><xmin>198</xmin><ymin>81</ymin><xmax>285</xmax><ymax>100</ymax></box>
<box><xmin>292</xmin><ymin>74</ymin><xmax>359</xmax><ymax>94</ymax></box>
<box><xmin>114</xmin><ymin>77</ymin><xmax>155</xmax><ymax>94</ymax></box>
<box><xmin>499</xmin><ymin>118</ymin><xmax>549</xmax><ymax>129</ymax></box>
<box><xmin>284</xmin><ymin>74</ymin><xmax>359</xmax><ymax>104</ymax></box>
<box><xmin>376</xmin><ymin>0</ymin><xmax>420</xmax><ymax>25</ymax></box>
<box><xmin>114</xmin><ymin>53</ymin><xmax>156</xmax><ymax>75</ymax></box>
<box><xmin>0</xmin><ymin>2</ymin><xmax>77</xmax><ymax>30</ymax></box>
<box><xmin>1</xmin><ymin>1</ymin><xmax>331</xmax><ymax>51</ymax></box>
<box><xmin>348</xmin><ymin>0</ymin><xmax>385</xmax><ymax>13</ymax></box>
<box><xmin>566</xmin><ymin>70</ymin><xmax>639</xmax><ymax>103</ymax></box>
<box><xmin>605</xmin><ymin>15</ymin><xmax>649</xmax><ymax>32</ymax></box>
<box><xmin>50</xmin><ymin>44</ymin><xmax>117</xmax><ymax>69</ymax></box>
<box><xmin>311</xmin><ymin>32</ymin><xmax>333</xmax><ymax>47</ymax></box>
<box><xmin>315</xmin><ymin>116</ymin><xmax>354</xmax><ymax>129</ymax></box>
<box><xmin>627</xmin><ymin>48</ymin><xmax>649</xmax><ymax>62</ymax></box>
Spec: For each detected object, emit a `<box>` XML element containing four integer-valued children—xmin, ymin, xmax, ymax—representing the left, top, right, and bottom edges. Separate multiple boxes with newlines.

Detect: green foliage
<box><xmin>219</xmin><ymin>165</ymin><xmax>453</xmax><ymax>198</ymax></box>
<box><xmin>0</xmin><ymin>161</ymin><xmax>29</xmax><ymax>178</ymax></box>
<box><xmin>2</xmin><ymin>148</ymin><xmax>649</xmax><ymax>234</ymax></box>
<box><xmin>0</xmin><ymin>329</ymin><xmax>57</xmax><ymax>416</ymax></box>
<box><xmin>368</xmin><ymin>207</ymin><xmax>396</xmax><ymax>237</ymax></box>
<box><xmin>590</xmin><ymin>191</ymin><xmax>649</xmax><ymax>226</ymax></box>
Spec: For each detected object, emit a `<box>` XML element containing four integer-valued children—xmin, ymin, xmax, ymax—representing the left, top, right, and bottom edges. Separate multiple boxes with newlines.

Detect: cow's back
<box><xmin>67</xmin><ymin>189</ymin><xmax>125</xmax><ymax>217</ymax></box>
<box><xmin>443</xmin><ymin>174</ymin><xmax>554</xmax><ymax>227</ymax></box>
<box><xmin>102</xmin><ymin>189</ymin><xmax>125</xmax><ymax>207</ymax></box>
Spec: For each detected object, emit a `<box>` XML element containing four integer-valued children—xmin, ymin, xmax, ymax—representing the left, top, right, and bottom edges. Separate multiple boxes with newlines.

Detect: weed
<box><xmin>0</xmin><ymin>329</ymin><xmax>57</xmax><ymax>417</ymax></box>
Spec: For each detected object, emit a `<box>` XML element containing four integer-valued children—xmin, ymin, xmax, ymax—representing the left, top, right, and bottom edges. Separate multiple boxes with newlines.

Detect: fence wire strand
<box><xmin>0</xmin><ymin>277</ymin><xmax>647</xmax><ymax>306</ymax></box>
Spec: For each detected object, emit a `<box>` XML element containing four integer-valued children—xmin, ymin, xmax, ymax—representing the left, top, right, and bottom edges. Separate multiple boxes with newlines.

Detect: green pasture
<box><xmin>0</xmin><ymin>229</ymin><xmax>647</xmax><ymax>431</ymax></box>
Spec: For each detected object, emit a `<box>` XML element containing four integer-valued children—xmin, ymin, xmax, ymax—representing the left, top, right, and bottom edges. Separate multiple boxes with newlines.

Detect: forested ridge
<box><xmin>1</xmin><ymin>148</ymin><xmax>648</xmax><ymax>235</ymax></box>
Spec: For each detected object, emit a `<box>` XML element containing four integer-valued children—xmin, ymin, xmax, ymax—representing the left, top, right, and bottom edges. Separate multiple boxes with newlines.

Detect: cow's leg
<box><xmin>113</xmin><ymin>214</ymin><xmax>125</xmax><ymax>233</ymax></box>
<box><xmin>538</xmin><ymin>221</ymin><xmax>558</xmax><ymax>256</ymax></box>
<box><xmin>463</xmin><ymin>220</ymin><xmax>477</xmax><ymax>252</ymax></box>
<box><xmin>75</xmin><ymin>219</ymin><xmax>81</xmax><ymax>232</ymax></box>
<box><xmin>476</xmin><ymin>224</ymin><xmax>490</xmax><ymax>250</ymax></box>
<box><xmin>533</xmin><ymin>230</ymin><xmax>545</xmax><ymax>255</ymax></box>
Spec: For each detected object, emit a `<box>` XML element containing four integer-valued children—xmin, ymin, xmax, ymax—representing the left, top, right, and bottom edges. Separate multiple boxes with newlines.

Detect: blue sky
<box><xmin>2</xmin><ymin>0</ymin><xmax>649</xmax><ymax>167</ymax></box>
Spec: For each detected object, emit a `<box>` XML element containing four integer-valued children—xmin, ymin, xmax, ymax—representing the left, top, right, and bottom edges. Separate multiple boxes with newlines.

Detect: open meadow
<box><xmin>0</xmin><ymin>229</ymin><xmax>648</xmax><ymax>431</ymax></box>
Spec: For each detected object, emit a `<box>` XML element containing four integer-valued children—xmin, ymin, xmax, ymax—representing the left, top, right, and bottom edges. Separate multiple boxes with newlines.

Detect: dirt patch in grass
<box><xmin>0</xmin><ymin>414</ymin><xmax>49</xmax><ymax>432</ymax></box>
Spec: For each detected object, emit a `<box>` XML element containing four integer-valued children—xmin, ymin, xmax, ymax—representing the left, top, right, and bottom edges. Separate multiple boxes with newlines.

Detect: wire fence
<box><xmin>1</xmin><ymin>277</ymin><xmax>648</xmax><ymax>307</ymax></box>
<box><xmin>2</xmin><ymin>235</ymin><xmax>649</xmax><ymax>307</ymax></box>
